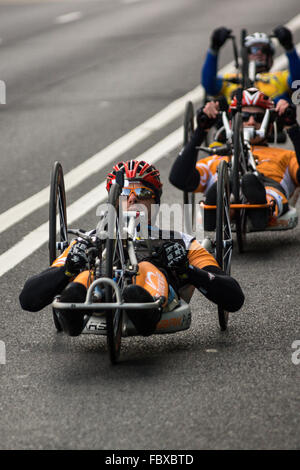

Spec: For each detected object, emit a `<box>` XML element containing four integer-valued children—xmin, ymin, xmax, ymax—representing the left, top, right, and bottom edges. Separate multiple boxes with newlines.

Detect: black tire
<box><xmin>183</xmin><ymin>101</ymin><xmax>195</xmax><ymax>233</ymax></box>
<box><xmin>105</xmin><ymin>183</ymin><xmax>124</xmax><ymax>364</ymax></box>
<box><xmin>49</xmin><ymin>161</ymin><xmax>68</xmax><ymax>332</ymax></box>
<box><xmin>215</xmin><ymin>160</ymin><xmax>232</xmax><ymax>331</ymax></box>
<box><xmin>232</xmin><ymin>112</ymin><xmax>247</xmax><ymax>253</ymax></box>
<box><xmin>49</xmin><ymin>161</ymin><xmax>68</xmax><ymax>265</ymax></box>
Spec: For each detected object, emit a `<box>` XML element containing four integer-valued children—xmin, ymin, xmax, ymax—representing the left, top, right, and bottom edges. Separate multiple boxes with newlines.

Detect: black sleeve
<box><xmin>186</xmin><ymin>264</ymin><xmax>245</xmax><ymax>312</ymax></box>
<box><xmin>287</xmin><ymin>124</ymin><xmax>300</xmax><ymax>183</ymax></box>
<box><xmin>169</xmin><ymin>127</ymin><xmax>206</xmax><ymax>192</ymax></box>
<box><xmin>19</xmin><ymin>266</ymin><xmax>70</xmax><ymax>312</ymax></box>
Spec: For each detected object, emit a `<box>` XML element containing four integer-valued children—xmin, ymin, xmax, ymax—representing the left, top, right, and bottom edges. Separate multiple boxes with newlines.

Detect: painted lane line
<box><xmin>0</xmin><ymin>87</ymin><xmax>204</xmax><ymax>235</ymax></box>
<box><xmin>2</xmin><ymin>10</ymin><xmax>300</xmax><ymax>235</ymax></box>
<box><xmin>2</xmin><ymin>41</ymin><xmax>299</xmax><ymax>236</ymax></box>
<box><xmin>0</xmin><ymin>128</ymin><xmax>182</xmax><ymax>278</ymax></box>
<box><xmin>55</xmin><ymin>12</ymin><xmax>82</xmax><ymax>25</ymax></box>
<box><xmin>121</xmin><ymin>0</ymin><xmax>142</xmax><ymax>4</ymax></box>
<box><xmin>1</xmin><ymin>14</ymin><xmax>299</xmax><ymax>235</ymax></box>
<box><xmin>2</xmin><ymin>37</ymin><xmax>300</xmax><ymax>276</ymax></box>
<box><xmin>270</xmin><ymin>43</ymin><xmax>300</xmax><ymax>71</ymax></box>
<box><xmin>285</xmin><ymin>13</ymin><xmax>300</xmax><ymax>32</ymax></box>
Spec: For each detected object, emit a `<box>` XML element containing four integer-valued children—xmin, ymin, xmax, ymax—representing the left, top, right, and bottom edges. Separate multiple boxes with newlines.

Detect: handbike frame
<box><xmin>50</xmin><ymin>180</ymin><xmax>192</xmax><ymax>363</ymax></box>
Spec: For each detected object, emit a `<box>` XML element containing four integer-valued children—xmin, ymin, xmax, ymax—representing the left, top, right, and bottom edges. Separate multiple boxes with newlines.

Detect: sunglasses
<box><xmin>247</xmin><ymin>45</ymin><xmax>271</xmax><ymax>55</ymax></box>
<box><xmin>241</xmin><ymin>112</ymin><xmax>265</xmax><ymax>123</ymax></box>
<box><xmin>120</xmin><ymin>186</ymin><xmax>155</xmax><ymax>200</ymax></box>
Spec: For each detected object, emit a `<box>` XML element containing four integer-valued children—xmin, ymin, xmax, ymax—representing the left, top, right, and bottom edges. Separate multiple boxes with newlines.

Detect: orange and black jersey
<box><xmin>50</xmin><ymin>226</ymin><xmax>220</xmax><ymax>271</ymax></box>
<box><xmin>169</xmin><ymin>125</ymin><xmax>300</xmax><ymax>196</ymax></box>
<box><xmin>251</xmin><ymin>144</ymin><xmax>300</xmax><ymax>198</ymax></box>
<box><xmin>19</xmin><ymin>225</ymin><xmax>244</xmax><ymax>314</ymax></box>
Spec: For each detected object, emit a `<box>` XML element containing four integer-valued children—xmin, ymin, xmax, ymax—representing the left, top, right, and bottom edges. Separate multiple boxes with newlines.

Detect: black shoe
<box><xmin>204</xmin><ymin>181</ymin><xmax>217</xmax><ymax>231</ymax></box>
<box><xmin>122</xmin><ymin>285</ymin><xmax>161</xmax><ymax>336</ymax></box>
<box><xmin>241</xmin><ymin>173</ymin><xmax>268</xmax><ymax>230</ymax></box>
<box><xmin>204</xmin><ymin>214</ymin><xmax>216</xmax><ymax>231</ymax></box>
<box><xmin>59</xmin><ymin>283</ymin><xmax>87</xmax><ymax>336</ymax></box>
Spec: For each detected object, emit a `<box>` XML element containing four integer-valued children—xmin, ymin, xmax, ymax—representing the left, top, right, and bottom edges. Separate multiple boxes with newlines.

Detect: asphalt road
<box><xmin>0</xmin><ymin>0</ymin><xmax>299</xmax><ymax>451</ymax></box>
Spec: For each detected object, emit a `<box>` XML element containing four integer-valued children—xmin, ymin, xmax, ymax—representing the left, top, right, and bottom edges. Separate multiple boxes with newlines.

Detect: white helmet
<box><xmin>244</xmin><ymin>32</ymin><xmax>275</xmax><ymax>55</ymax></box>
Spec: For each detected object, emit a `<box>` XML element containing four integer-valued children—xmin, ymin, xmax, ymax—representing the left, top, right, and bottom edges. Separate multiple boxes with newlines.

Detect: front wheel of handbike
<box><xmin>49</xmin><ymin>161</ymin><xmax>68</xmax><ymax>332</ymax></box>
<box><xmin>105</xmin><ymin>182</ymin><xmax>124</xmax><ymax>364</ymax></box>
<box><xmin>215</xmin><ymin>160</ymin><xmax>233</xmax><ymax>331</ymax></box>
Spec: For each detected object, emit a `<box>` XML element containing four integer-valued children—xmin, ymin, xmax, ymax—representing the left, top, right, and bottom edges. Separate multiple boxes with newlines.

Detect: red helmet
<box><xmin>230</xmin><ymin>88</ymin><xmax>274</xmax><ymax>111</ymax></box>
<box><xmin>106</xmin><ymin>160</ymin><xmax>162</xmax><ymax>201</ymax></box>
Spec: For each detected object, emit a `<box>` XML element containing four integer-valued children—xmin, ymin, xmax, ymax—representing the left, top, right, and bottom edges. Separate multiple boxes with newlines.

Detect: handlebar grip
<box><xmin>284</xmin><ymin>107</ymin><xmax>296</xmax><ymax>119</ymax></box>
<box><xmin>198</xmin><ymin>114</ymin><xmax>208</xmax><ymax>124</ymax></box>
<box><xmin>213</xmin><ymin>145</ymin><xmax>231</xmax><ymax>155</ymax></box>
<box><xmin>225</xmin><ymin>77</ymin><xmax>242</xmax><ymax>84</ymax></box>
<box><xmin>198</xmin><ymin>144</ymin><xmax>231</xmax><ymax>156</ymax></box>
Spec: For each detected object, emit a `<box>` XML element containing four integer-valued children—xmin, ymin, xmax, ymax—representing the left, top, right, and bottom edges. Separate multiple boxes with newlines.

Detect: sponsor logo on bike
<box><xmin>156</xmin><ymin>317</ymin><xmax>182</xmax><ymax>330</ymax></box>
<box><xmin>85</xmin><ymin>318</ymin><xmax>107</xmax><ymax>332</ymax></box>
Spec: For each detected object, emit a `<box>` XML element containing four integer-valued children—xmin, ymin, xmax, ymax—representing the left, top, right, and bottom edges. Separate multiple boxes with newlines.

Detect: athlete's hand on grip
<box><xmin>210</xmin><ymin>27</ymin><xmax>232</xmax><ymax>52</ymax></box>
<box><xmin>65</xmin><ymin>239</ymin><xmax>90</xmax><ymax>276</ymax></box>
<box><xmin>273</xmin><ymin>25</ymin><xmax>294</xmax><ymax>51</ymax></box>
<box><xmin>196</xmin><ymin>101</ymin><xmax>219</xmax><ymax>130</ymax></box>
<box><xmin>159</xmin><ymin>242</ymin><xmax>189</xmax><ymax>274</ymax></box>
<box><xmin>276</xmin><ymin>100</ymin><xmax>297</xmax><ymax>128</ymax></box>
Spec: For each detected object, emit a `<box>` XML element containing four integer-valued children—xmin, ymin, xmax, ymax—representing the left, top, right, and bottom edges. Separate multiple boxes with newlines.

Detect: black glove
<box><xmin>273</xmin><ymin>25</ymin><xmax>294</xmax><ymax>51</ymax></box>
<box><xmin>159</xmin><ymin>242</ymin><xmax>189</xmax><ymax>275</ymax></box>
<box><xmin>277</xmin><ymin>104</ymin><xmax>297</xmax><ymax>128</ymax></box>
<box><xmin>210</xmin><ymin>27</ymin><xmax>232</xmax><ymax>52</ymax></box>
<box><xmin>196</xmin><ymin>107</ymin><xmax>217</xmax><ymax>130</ymax></box>
<box><xmin>65</xmin><ymin>239</ymin><xmax>89</xmax><ymax>276</ymax></box>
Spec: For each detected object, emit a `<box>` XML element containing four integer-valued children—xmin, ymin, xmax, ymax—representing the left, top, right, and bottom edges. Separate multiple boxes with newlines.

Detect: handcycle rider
<box><xmin>19</xmin><ymin>160</ymin><xmax>244</xmax><ymax>337</ymax></box>
<box><xmin>201</xmin><ymin>25</ymin><xmax>300</xmax><ymax>105</ymax></box>
<box><xmin>169</xmin><ymin>88</ymin><xmax>300</xmax><ymax>231</ymax></box>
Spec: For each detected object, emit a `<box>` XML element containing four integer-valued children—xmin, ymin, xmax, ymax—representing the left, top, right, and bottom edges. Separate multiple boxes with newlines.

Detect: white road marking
<box><xmin>0</xmin><ymin>87</ymin><xmax>204</xmax><ymax>234</ymax></box>
<box><xmin>1</xmin><ymin>40</ymin><xmax>299</xmax><ymax>236</ymax></box>
<box><xmin>285</xmin><ymin>13</ymin><xmax>300</xmax><ymax>32</ymax></box>
<box><xmin>55</xmin><ymin>11</ymin><xmax>82</xmax><ymax>25</ymax></box>
<box><xmin>1</xmin><ymin>20</ymin><xmax>300</xmax><ymax>276</ymax></box>
<box><xmin>270</xmin><ymin>43</ymin><xmax>300</xmax><ymax>71</ymax></box>
<box><xmin>121</xmin><ymin>0</ymin><xmax>142</xmax><ymax>4</ymax></box>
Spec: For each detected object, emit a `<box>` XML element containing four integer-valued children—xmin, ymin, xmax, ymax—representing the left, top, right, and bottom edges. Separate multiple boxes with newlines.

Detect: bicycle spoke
<box><xmin>58</xmin><ymin>187</ymin><xmax>67</xmax><ymax>243</ymax></box>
